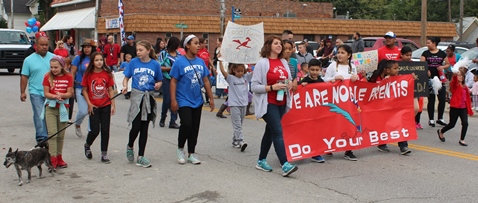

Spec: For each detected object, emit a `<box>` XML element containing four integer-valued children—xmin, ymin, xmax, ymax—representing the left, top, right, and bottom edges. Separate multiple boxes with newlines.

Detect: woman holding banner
<box><xmin>251</xmin><ymin>36</ymin><xmax>298</xmax><ymax>177</ymax></box>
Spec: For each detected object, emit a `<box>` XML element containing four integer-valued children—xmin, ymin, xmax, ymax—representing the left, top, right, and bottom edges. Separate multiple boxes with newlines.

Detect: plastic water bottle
<box><xmin>276</xmin><ymin>89</ymin><xmax>284</xmax><ymax>101</ymax></box>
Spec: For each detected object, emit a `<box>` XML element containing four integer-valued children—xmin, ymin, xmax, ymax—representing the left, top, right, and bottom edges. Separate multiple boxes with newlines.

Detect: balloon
<box><xmin>27</xmin><ymin>18</ymin><xmax>34</xmax><ymax>26</ymax></box>
<box><xmin>26</xmin><ymin>27</ymin><xmax>32</xmax><ymax>33</ymax></box>
<box><xmin>35</xmin><ymin>21</ymin><xmax>41</xmax><ymax>27</ymax></box>
<box><xmin>32</xmin><ymin>26</ymin><xmax>38</xmax><ymax>32</ymax></box>
<box><xmin>24</xmin><ymin>21</ymin><xmax>29</xmax><ymax>27</ymax></box>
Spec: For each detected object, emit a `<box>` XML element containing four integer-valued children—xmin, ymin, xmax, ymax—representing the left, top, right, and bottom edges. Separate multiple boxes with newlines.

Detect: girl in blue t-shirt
<box><xmin>122</xmin><ymin>40</ymin><xmax>163</xmax><ymax>168</ymax></box>
<box><xmin>170</xmin><ymin>35</ymin><xmax>215</xmax><ymax>165</ymax></box>
<box><xmin>71</xmin><ymin>40</ymin><xmax>96</xmax><ymax>138</ymax></box>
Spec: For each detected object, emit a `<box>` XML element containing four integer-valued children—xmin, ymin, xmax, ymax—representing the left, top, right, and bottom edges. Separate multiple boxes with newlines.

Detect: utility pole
<box><xmin>420</xmin><ymin>0</ymin><xmax>427</xmax><ymax>47</ymax></box>
<box><xmin>459</xmin><ymin>0</ymin><xmax>464</xmax><ymax>41</ymax></box>
<box><xmin>448</xmin><ymin>0</ymin><xmax>451</xmax><ymax>22</ymax></box>
<box><xmin>10</xmin><ymin>0</ymin><xmax>13</xmax><ymax>29</ymax></box>
<box><xmin>220</xmin><ymin>0</ymin><xmax>225</xmax><ymax>36</ymax></box>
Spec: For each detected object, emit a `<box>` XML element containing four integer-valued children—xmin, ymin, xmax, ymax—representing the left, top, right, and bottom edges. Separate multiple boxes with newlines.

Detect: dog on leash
<box><xmin>3</xmin><ymin>146</ymin><xmax>54</xmax><ymax>186</ymax></box>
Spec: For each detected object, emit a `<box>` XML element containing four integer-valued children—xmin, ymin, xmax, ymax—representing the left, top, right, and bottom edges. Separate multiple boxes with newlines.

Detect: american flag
<box><xmin>118</xmin><ymin>0</ymin><xmax>126</xmax><ymax>46</ymax></box>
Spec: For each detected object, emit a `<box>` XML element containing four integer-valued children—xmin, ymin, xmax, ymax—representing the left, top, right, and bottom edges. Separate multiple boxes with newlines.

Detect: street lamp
<box><xmin>333</xmin><ymin>7</ymin><xmax>336</xmax><ymax>18</ymax></box>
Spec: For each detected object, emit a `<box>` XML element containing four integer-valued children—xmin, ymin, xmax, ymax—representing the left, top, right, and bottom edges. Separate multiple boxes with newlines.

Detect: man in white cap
<box><xmin>377</xmin><ymin>31</ymin><xmax>401</xmax><ymax>62</ymax></box>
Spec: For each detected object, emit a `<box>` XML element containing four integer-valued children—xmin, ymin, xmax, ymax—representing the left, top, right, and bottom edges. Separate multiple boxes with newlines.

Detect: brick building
<box><xmin>45</xmin><ymin>0</ymin><xmax>456</xmax><ymax>53</ymax></box>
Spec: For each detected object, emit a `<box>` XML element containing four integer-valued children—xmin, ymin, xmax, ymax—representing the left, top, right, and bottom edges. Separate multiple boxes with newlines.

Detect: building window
<box><xmin>166</xmin><ymin>32</ymin><xmax>172</xmax><ymax>37</ymax></box>
<box><xmin>202</xmin><ymin>33</ymin><xmax>209</xmax><ymax>39</ymax></box>
<box><xmin>303</xmin><ymin>34</ymin><xmax>315</xmax><ymax>42</ymax></box>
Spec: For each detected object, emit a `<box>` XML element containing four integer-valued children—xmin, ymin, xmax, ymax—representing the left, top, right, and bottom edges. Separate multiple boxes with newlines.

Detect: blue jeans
<box><xmin>75</xmin><ymin>88</ymin><xmax>88</xmax><ymax>126</ymax></box>
<box><xmin>30</xmin><ymin>94</ymin><xmax>47</xmax><ymax>141</ymax></box>
<box><xmin>259</xmin><ymin>104</ymin><xmax>288</xmax><ymax>165</ymax></box>
<box><xmin>108</xmin><ymin>65</ymin><xmax>118</xmax><ymax>72</ymax></box>
<box><xmin>160</xmin><ymin>78</ymin><xmax>177</xmax><ymax>125</ymax></box>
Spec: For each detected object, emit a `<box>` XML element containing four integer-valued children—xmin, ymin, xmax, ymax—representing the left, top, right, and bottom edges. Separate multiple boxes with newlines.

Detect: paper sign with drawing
<box><xmin>220</xmin><ymin>21</ymin><xmax>264</xmax><ymax>64</ymax></box>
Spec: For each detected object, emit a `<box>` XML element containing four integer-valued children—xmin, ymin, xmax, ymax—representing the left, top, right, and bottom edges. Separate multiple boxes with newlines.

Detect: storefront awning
<box><xmin>41</xmin><ymin>7</ymin><xmax>95</xmax><ymax>31</ymax></box>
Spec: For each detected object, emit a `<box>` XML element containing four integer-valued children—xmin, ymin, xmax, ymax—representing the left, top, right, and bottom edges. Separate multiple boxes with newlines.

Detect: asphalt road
<box><xmin>1</xmin><ymin>71</ymin><xmax>477</xmax><ymax>203</ymax></box>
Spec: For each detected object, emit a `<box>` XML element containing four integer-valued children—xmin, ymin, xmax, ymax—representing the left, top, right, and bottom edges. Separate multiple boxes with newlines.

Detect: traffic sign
<box><xmin>234</xmin><ymin>8</ymin><xmax>241</xmax><ymax>19</ymax></box>
<box><xmin>175</xmin><ymin>23</ymin><xmax>188</xmax><ymax>29</ymax></box>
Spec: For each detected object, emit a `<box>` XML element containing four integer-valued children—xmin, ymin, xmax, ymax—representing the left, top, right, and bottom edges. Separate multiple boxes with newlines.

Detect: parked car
<box><xmin>295</xmin><ymin>41</ymin><xmax>319</xmax><ymax>57</ymax></box>
<box><xmin>411</xmin><ymin>45</ymin><xmax>469</xmax><ymax>62</ymax></box>
<box><xmin>362</xmin><ymin>37</ymin><xmax>420</xmax><ymax>52</ymax></box>
<box><xmin>439</xmin><ymin>41</ymin><xmax>476</xmax><ymax>49</ymax></box>
<box><xmin>459</xmin><ymin>47</ymin><xmax>478</xmax><ymax>71</ymax></box>
<box><xmin>0</xmin><ymin>29</ymin><xmax>31</xmax><ymax>73</ymax></box>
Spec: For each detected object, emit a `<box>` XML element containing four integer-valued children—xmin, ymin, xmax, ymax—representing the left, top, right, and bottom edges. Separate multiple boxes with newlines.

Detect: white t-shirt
<box><xmin>226</xmin><ymin>72</ymin><xmax>252</xmax><ymax>106</ymax></box>
<box><xmin>323</xmin><ymin>61</ymin><xmax>357</xmax><ymax>82</ymax></box>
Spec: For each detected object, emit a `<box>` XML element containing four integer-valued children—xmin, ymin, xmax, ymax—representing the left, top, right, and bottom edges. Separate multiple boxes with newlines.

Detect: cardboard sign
<box><xmin>352</xmin><ymin>50</ymin><xmax>379</xmax><ymax>73</ymax></box>
<box><xmin>220</xmin><ymin>21</ymin><xmax>264</xmax><ymax>64</ymax></box>
<box><xmin>113</xmin><ymin>71</ymin><xmax>132</xmax><ymax>92</ymax></box>
<box><xmin>282</xmin><ymin>75</ymin><xmax>417</xmax><ymax>161</ymax></box>
<box><xmin>398</xmin><ymin>61</ymin><xmax>429</xmax><ymax>97</ymax></box>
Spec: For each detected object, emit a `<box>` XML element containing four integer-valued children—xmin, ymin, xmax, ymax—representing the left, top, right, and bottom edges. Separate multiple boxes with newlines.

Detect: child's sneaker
<box><xmin>239</xmin><ymin>141</ymin><xmax>248</xmax><ymax>152</ymax></box>
<box><xmin>75</xmin><ymin>126</ymin><xmax>83</xmax><ymax>137</ymax></box>
<box><xmin>101</xmin><ymin>156</ymin><xmax>111</xmax><ymax>164</ymax></box>
<box><xmin>188</xmin><ymin>154</ymin><xmax>201</xmax><ymax>164</ymax></box>
<box><xmin>417</xmin><ymin>123</ymin><xmax>423</xmax><ymax>129</ymax></box>
<box><xmin>232</xmin><ymin>141</ymin><xmax>240</xmax><ymax>148</ymax></box>
<box><xmin>400</xmin><ymin>147</ymin><xmax>412</xmax><ymax>155</ymax></box>
<box><xmin>281</xmin><ymin>162</ymin><xmax>298</xmax><ymax>177</ymax></box>
<box><xmin>311</xmin><ymin>155</ymin><xmax>325</xmax><ymax>163</ymax></box>
<box><xmin>136</xmin><ymin>156</ymin><xmax>151</xmax><ymax>168</ymax></box>
<box><xmin>177</xmin><ymin>148</ymin><xmax>186</xmax><ymax>164</ymax></box>
<box><xmin>84</xmin><ymin>144</ymin><xmax>92</xmax><ymax>159</ymax></box>
<box><xmin>255</xmin><ymin>159</ymin><xmax>273</xmax><ymax>172</ymax></box>
<box><xmin>344</xmin><ymin>151</ymin><xmax>357</xmax><ymax>161</ymax></box>
<box><xmin>126</xmin><ymin>145</ymin><xmax>134</xmax><ymax>162</ymax></box>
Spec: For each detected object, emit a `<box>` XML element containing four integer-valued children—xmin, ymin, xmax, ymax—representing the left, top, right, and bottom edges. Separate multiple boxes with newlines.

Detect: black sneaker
<box><xmin>377</xmin><ymin>145</ymin><xmax>391</xmax><ymax>152</ymax></box>
<box><xmin>428</xmin><ymin>120</ymin><xmax>435</xmax><ymax>127</ymax></box>
<box><xmin>159</xmin><ymin>119</ymin><xmax>165</xmax><ymax>127</ymax></box>
<box><xmin>169</xmin><ymin>123</ymin><xmax>180</xmax><ymax>129</ymax></box>
<box><xmin>436</xmin><ymin>119</ymin><xmax>447</xmax><ymax>126</ymax></box>
<box><xmin>84</xmin><ymin>144</ymin><xmax>92</xmax><ymax>159</ymax></box>
<box><xmin>101</xmin><ymin>156</ymin><xmax>111</xmax><ymax>164</ymax></box>
<box><xmin>344</xmin><ymin>151</ymin><xmax>357</xmax><ymax>161</ymax></box>
<box><xmin>400</xmin><ymin>148</ymin><xmax>412</xmax><ymax>155</ymax></box>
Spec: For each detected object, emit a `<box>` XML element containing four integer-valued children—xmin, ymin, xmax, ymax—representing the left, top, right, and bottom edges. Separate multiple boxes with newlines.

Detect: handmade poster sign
<box><xmin>220</xmin><ymin>21</ymin><xmax>264</xmax><ymax>64</ymax></box>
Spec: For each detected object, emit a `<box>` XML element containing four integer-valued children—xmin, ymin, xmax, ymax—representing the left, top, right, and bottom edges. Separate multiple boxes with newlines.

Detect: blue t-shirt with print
<box><xmin>21</xmin><ymin>52</ymin><xmax>54</xmax><ymax>96</ymax></box>
<box><xmin>120</xmin><ymin>61</ymin><xmax>129</xmax><ymax>70</ymax></box>
<box><xmin>170</xmin><ymin>56</ymin><xmax>210</xmax><ymax>108</ymax></box>
<box><xmin>72</xmin><ymin>55</ymin><xmax>90</xmax><ymax>89</ymax></box>
<box><xmin>123</xmin><ymin>58</ymin><xmax>163</xmax><ymax>91</ymax></box>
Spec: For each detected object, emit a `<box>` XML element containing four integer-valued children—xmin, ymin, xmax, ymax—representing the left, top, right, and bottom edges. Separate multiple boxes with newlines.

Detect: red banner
<box><xmin>282</xmin><ymin>75</ymin><xmax>417</xmax><ymax>161</ymax></box>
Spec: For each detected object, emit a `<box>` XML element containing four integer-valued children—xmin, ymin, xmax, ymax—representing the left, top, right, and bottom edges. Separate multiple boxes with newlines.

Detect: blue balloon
<box><xmin>31</xmin><ymin>18</ymin><xmax>37</xmax><ymax>25</ymax></box>
<box><xmin>27</xmin><ymin>19</ymin><xmax>34</xmax><ymax>26</ymax></box>
<box><xmin>26</xmin><ymin>27</ymin><xmax>32</xmax><ymax>33</ymax></box>
<box><xmin>32</xmin><ymin>26</ymin><xmax>38</xmax><ymax>32</ymax></box>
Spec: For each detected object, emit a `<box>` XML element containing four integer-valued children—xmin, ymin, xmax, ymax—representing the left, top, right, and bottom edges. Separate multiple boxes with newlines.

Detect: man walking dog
<box><xmin>20</xmin><ymin>36</ymin><xmax>54</xmax><ymax>144</ymax></box>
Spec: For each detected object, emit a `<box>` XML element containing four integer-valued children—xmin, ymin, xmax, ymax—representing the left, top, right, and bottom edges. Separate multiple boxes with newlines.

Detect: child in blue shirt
<box><xmin>170</xmin><ymin>35</ymin><xmax>215</xmax><ymax>165</ymax></box>
<box><xmin>122</xmin><ymin>41</ymin><xmax>163</xmax><ymax>168</ymax></box>
<box><xmin>119</xmin><ymin>53</ymin><xmax>131</xmax><ymax>71</ymax></box>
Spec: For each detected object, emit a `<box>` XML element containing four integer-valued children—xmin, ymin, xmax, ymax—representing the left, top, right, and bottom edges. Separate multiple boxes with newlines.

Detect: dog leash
<box><xmin>34</xmin><ymin>93</ymin><xmax>122</xmax><ymax>148</ymax></box>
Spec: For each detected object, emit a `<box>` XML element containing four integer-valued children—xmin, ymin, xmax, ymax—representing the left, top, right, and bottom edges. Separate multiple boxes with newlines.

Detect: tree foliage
<box><xmin>300</xmin><ymin>0</ymin><xmax>478</xmax><ymax>22</ymax></box>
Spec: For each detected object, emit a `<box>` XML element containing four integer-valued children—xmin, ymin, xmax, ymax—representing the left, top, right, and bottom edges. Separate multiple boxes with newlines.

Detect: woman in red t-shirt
<box><xmin>251</xmin><ymin>36</ymin><xmax>298</xmax><ymax>177</ymax></box>
<box><xmin>42</xmin><ymin>56</ymin><xmax>74</xmax><ymax>170</ymax></box>
<box><xmin>81</xmin><ymin>52</ymin><xmax>116</xmax><ymax>164</ymax></box>
<box><xmin>53</xmin><ymin>40</ymin><xmax>69</xmax><ymax>58</ymax></box>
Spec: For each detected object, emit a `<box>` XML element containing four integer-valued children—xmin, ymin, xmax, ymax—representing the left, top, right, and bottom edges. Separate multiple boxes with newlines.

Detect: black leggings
<box><xmin>128</xmin><ymin>96</ymin><xmax>155</xmax><ymax>156</ymax></box>
<box><xmin>86</xmin><ymin>105</ymin><xmax>111</xmax><ymax>152</ymax></box>
<box><xmin>68</xmin><ymin>97</ymin><xmax>75</xmax><ymax>120</ymax></box>
<box><xmin>440</xmin><ymin>107</ymin><xmax>468</xmax><ymax>140</ymax></box>
<box><xmin>178</xmin><ymin>106</ymin><xmax>203</xmax><ymax>153</ymax></box>
<box><xmin>428</xmin><ymin>85</ymin><xmax>446</xmax><ymax>120</ymax></box>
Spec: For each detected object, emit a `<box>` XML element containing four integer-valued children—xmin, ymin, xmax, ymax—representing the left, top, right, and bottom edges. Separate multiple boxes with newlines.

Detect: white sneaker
<box><xmin>188</xmin><ymin>154</ymin><xmax>201</xmax><ymax>164</ymax></box>
<box><xmin>177</xmin><ymin>148</ymin><xmax>186</xmax><ymax>164</ymax></box>
<box><xmin>75</xmin><ymin>126</ymin><xmax>83</xmax><ymax>137</ymax></box>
